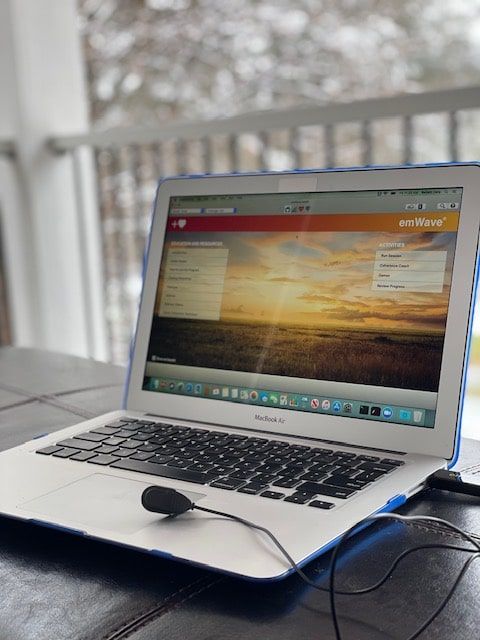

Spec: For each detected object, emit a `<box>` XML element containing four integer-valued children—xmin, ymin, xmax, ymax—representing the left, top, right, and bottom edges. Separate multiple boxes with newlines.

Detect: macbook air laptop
<box><xmin>1</xmin><ymin>164</ymin><xmax>479</xmax><ymax>581</ymax></box>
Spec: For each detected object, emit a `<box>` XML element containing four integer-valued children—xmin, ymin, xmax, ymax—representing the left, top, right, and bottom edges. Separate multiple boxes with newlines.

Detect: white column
<box><xmin>0</xmin><ymin>0</ymin><xmax>108</xmax><ymax>359</ymax></box>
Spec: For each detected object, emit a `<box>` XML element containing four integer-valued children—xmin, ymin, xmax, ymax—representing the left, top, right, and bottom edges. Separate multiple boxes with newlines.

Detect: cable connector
<box><xmin>428</xmin><ymin>469</ymin><xmax>480</xmax><ymax>497</ymax></box>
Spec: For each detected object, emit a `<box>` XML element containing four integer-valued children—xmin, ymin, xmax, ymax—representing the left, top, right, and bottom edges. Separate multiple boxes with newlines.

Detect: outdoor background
<box><xmin>73</xmin><ymin>0</ymin><xmax>480</xmax><ymax>417</ymax></box>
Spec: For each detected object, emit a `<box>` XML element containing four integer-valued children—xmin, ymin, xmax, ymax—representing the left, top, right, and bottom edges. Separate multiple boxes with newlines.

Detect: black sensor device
<box><xmin>141</xmin><ymin>485</ymin><xmax>194</xmax><ymax>515</ymax></box>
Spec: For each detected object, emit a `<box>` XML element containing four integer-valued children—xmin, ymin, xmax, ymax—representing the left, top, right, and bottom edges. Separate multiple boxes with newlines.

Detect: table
<box><xmin>1</xmin><ymin>347</ymin><xmax>480</xmax><ymax>640</ymax></box>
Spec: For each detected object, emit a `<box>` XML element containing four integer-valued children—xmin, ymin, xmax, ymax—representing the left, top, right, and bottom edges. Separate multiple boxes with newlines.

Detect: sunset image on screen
<box><xmin>147</xmin><ymin>224</ymin><xmax>457</xmax><ymax>393</ymax></box>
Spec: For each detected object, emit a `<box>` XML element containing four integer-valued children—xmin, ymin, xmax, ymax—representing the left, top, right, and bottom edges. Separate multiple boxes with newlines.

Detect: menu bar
<box><xmin>169</xmin><ymin>188</ymin><xmax>462</xmax><ymax>217</ymax></box>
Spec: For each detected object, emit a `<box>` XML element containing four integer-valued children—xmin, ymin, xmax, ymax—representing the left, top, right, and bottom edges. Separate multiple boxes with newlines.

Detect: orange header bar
<box><xmin>167</xmin><ymin>212</ymin><xmax>459</xmax><ymax>234</ymax></box>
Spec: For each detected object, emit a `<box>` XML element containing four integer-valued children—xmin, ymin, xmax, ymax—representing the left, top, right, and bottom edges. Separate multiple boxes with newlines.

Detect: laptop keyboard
<box><xmin>35</xmin><ymin>418</ymin><xmax>405</xmax><ymax>510</ymax></box>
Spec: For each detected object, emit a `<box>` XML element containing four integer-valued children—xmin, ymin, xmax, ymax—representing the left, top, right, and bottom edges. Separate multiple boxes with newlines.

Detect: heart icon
<box><xmin>178</xmin><ymin>219</ymin><xmax>187</xmax><ymax>229</ymax></box>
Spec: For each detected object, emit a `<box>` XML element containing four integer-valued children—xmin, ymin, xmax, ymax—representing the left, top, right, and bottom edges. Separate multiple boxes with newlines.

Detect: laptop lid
<box><xmin>126</xmin><ymin>165</ymin><xmax>480</xmax><ymax>461</ymax></box>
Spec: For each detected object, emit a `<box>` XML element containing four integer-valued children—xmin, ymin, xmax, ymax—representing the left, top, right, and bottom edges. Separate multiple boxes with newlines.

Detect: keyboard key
<box><xmin>281</xmin><ymin>462</ymin><xmax>305</xmax><ymax>473</ymax></box>
<box><xmin>153</xmin><ymin>446</ymin><xmax>178</xmax><ymax>457</ymax></box>
<box><xmin>174</xmin><ymin>450</ymin><xmax>196</xmax><ymax>460</ymax></box>
<box><xmin>233</xmin><ymin>461</ymin><xmax>261</xmax><ymax>471</ymax></box>
<box><xmin>110</xmin><ymin>459</ymin><xmax>214</xmax><ymax>484</ymax></box>
<box><xmin>228</xmin><ymin>470</ymin><xmax>257</xmax><ymax>480</ymax></box>
<box><xmin>94</xmin><ymin>445</ymin><xmax>119</xmax><ymax>455</ymax></box>
<box><xmin>258</xmin><ymin>463</ymin><xmax>283</xmax><ymax>473</ymax></box>
<box><xmin>284</xmin><ymin>492</ymin><xmax>315</xmax><ymax>505</ymax></box>
<box><xmin>137</xmin><ymin>443</ymin><xmax>160</xmax><ymax>453</ymax></box>
<box><xmin>309</xmin><ymin>463</ymin><xmax>338</xmax><ymax>474</ymax></box>
<box><xmin>357</xmin><ymin>455</ymin><xmax>380</xmax><ymax>463</ymax></box>
<box><xmin>250</xmin><ymin>443</ymin><xmax>274</xmax><ymax>454</ymax></box>
<box><xmin>184</xmin><ymin>442</ymin><xmax>207</xmax><ymax>452</ymax></box>
<box><xmin>311</xmin><ymin>448</ymin><xmax>333</xmax><ymax>455</ymax></box>
<box><xmin>70</xmin><ymin>451</ymin><xmax>97</xmax><ymax>462</ymax></box>
<box><xmin>52</xmin><ymin>448</ymin><xmax>79</xmax><ymax>458</ymax></box>
<box><xmin>91</xmin><ymin>426</ymin><xmax>120</xmax><ymax>436</ymax></box>
<box><xmin>105</xmin><ymin>420</ymin><xmax>130</xmax><ymax>428</ymax></box>
<box><xmin>211</xmin><ymin>464</ymin><xmax>231</xmax><ymax>475</ymax></box>
<box><xmin>117</xmin><ymin>423</ymin><xmax>141</xmax><ymax>431</ymax></box>
<box><xmin>130</xmin><ymin>451</ymin><xmax>155</xmax><ymax>461</ymax></box>
<box><xmin>166</xmin><ymin>459</ymin><xmax>191</xmax><ymax>468</ymax></box>
<box><xmin>36</xmin><ymin>446</ymin><xmax>62</xmax><ymax>456</ymax></box>
<box><xmin>357</xmin><ymin>462</ymin><xmax>395</xmax><ymax>474</ymax></box>
<box><xmin>297</xmin><ymin>482</ymin><xmax>356</xmax><ymax>499</ymax></box>
<box><xmin>299</xmin><ymin>472</ymin><xmax>327</xmax><ymax>483</ymax></box>
<box><xmin>121</xmin><ymin>440</ymin><xmax>143</xmax><ymax>450</ymax></box>
<box><xmin>381</xmin><ymin>458</ymin><xmax>405</xmax><ymax>467</ymax></box>
<box><xmin>355</xmin><ymin>471</ymin><xmax>384</xmax><ymax>482</ymax></box>
<box><xmin>130</xmin><ymin>433</ymin><xmax>151</xmax><ymax>441</ymax></box>
<box><xmin>138</xmin><ymin>425</ymin><xmax>160</xmax><ymax>434</ymax></box>
<box><xmin>272</xmin><ymin>478</ymin><xmax>301</xmax><ymax>488</ymax></box>
<box><xmin>216</xmin><ymin>455</ymin><xmax>238</xmax><ymax>466</ymax></box>
<box><xmin>88</xmin><ymin>454</ymin><xmax>120</xmax><ymax>466</ymax></box>
<box><xmin>267</xmin><ymin>455</ymin><xmax>291</xmax><ymax>466</ymax></box>
<box><xmin>334</xmin><ymin>466</ymin><xmax>362</xmax><ymax>479</ymax></box>
<box><xmin>152</xmin><ymin>455</ymin><xmax>175</xmax><ymax>464</ymax></box>
<box><xmin>237</xmin><ymin>483</ymin><xmax>268</xmax><ymax>495</ymax></box>
<box><xmin>75</xmin><ymin>432</ymin><xmax>109</xmax><ymax>443</ymax></box>
<box><xmin>252</xmin><ymin>473</ymin><xmax>279</xmax><ymax>484</ymax></box>
<box><xmin>269</xmin><ymin>440</ymin><xmax>290</xmax><ymax>448</ymax></box>
<box><xmin>111</xmin><ymin>448</ymin><xmax>134</xmax><ymax>458</ymax></box>
<box><xmin>119</xmin><ymin>417</ymin><xmax>138</xmax><ymax>423</ymax></box>
<box><xmin>232</xmin><ymin>441</ymin><xmax>252</xmax><ymax>451</ymax></box>
<box><xmin>56</xmin><ymin>438</ymin><xmax>100</xmax><ymax>451</ymax></box>
<box><xmin>324</xmin><ymin>475</ymin><xmax>367</xmax><ymax>491</ymax></box>
<box><xmin>292</xmin><ymin>451</ymin><xmax>316</xmax><ymax>462</ymax></box>
<box><xmin>115</xmin><ymin>430</ymin><xmax>136</xmax><ymax>438</ymax></box>
<box><xmin>310</xmin><ymin>500</ymin><xmax>335</xmax><ymax>510</ymax></box>
<box><xmin>210</xmin><ymin>478</ymin><xmax>245</xmax><ymax>490</ymax></box>
<box><xmin>260</xmin><ymin>491</ymin><xmax>285</xmax><ymax>500</ymax></box>
<box><xmin>244</xmin><ymin>452</ymin><xmax>266</xmax><ymax>462</ymax></box>
<box><xmin>185</xmin><ymin>460</ymin><xmax>214</xmax><ymax>471</ymax></box>
<box><xmin>102</xmin><ymin>436</ymin><xmax>126</xmax><ymax>447</ymax></box>
<box><xmin>335</xmin><ymin>459</ymin><xmax>358</xmax><ymax>469</ymax></box>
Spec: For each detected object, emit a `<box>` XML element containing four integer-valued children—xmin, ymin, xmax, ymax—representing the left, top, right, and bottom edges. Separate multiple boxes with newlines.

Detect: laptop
<box><xmin>1</xmin><ymin>164</ymin><xmax>478</xmax><ymax>581</ymax></box>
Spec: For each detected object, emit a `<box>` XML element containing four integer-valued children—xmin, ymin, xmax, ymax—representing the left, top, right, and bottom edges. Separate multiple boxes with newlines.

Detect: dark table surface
<box><xmin>1</xmin><ymin>347</ymin><xmax>480</xmax><ymax>640</ymax></box>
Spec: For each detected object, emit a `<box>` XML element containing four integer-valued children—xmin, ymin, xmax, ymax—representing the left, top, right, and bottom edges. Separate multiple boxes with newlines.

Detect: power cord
<box><xmin>428</xmin><ymin>468</ymin><xmax>480</xmax><ymax>497</ymax></box>
<box><xmin>328</xmin><ymin>513</ymin><xmax>480</xmax><ymax>640</ymax></box>
<box><xmin>142</xmin><ymin>485</ymin><xmax>480</xmax><ymax>640</ymax></box>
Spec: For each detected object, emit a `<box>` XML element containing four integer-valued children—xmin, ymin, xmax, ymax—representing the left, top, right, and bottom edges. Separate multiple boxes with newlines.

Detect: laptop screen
<box><xmin>142</xmin><ymin>187</ymin><xmax>462</xmax><ymax>429</ymax></box>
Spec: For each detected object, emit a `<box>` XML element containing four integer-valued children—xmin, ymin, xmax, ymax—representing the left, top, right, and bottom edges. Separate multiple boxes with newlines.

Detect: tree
<box><xmin>79</xmin><ymin>0</ymin><xmax>480</xmax><ymax>127</ymax></box>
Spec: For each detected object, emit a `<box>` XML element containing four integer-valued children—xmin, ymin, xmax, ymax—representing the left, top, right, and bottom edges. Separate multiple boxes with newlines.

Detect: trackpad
<box><xmin>20</xmin><ymin>473</ymin><xmax>203</xmax><ymax>535</ymax></box>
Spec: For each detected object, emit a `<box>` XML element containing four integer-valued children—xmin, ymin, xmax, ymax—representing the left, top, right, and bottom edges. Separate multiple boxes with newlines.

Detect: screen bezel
<box><xmin>126</xmin><ymin>165</ymin><xmax>480</xmax><ymax>460</ymax></box>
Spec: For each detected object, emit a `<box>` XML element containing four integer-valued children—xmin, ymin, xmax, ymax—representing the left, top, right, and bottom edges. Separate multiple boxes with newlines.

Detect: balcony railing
<box><xmin>0</xmin><ymin>138</ymin><xmax>14</xmax><ymax>345</ymax></box>
<box><xmin>4</xmin><ymin>86</ymin><xmax>480</xmax><ymax>364</ymax></box>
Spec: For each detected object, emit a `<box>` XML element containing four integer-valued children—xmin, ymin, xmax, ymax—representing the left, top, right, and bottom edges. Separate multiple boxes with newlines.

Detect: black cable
<box><xmin>144</xmin><ymin>487</ymin><xmax>480</xmax><ymax>640</ymax></box>
<box><xmin>194</xmin><ymin>504</ymin><xmax>310</xmax><ymax>580</ymax></box>
<box><xmin>196</xmin><ymin>505</ymin><xmax>480</xmax><ymax>640</ymax></box>
<box><xmin>406</xmin><ymin>553</ymin><xmax>480</xmax><ymax>640</ymax></box>
<box><xmin>329</xmin><ymin>513</ymin><xmax>480</xmax><ymax>640</ymax></box>
<box><xmin>336</xmin><ymin>542</ymin><xmax>476</xmax><ymax>597</ymax></box>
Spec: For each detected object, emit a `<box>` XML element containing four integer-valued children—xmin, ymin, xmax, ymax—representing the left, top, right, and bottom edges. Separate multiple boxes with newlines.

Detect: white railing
<box><xmin>50</xmin><ymin>85</ymin><xmax>480</xmax><ymax>163</ymax></box>
<box><xmin>7</xmin><ymin>86</ymin><xmax>480</xmax><ymax>363</ymax></box>
<box><xmin>0</xmin><ymin>138</ymin><xmax>15</xmax><ymax>345</ymax></box>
